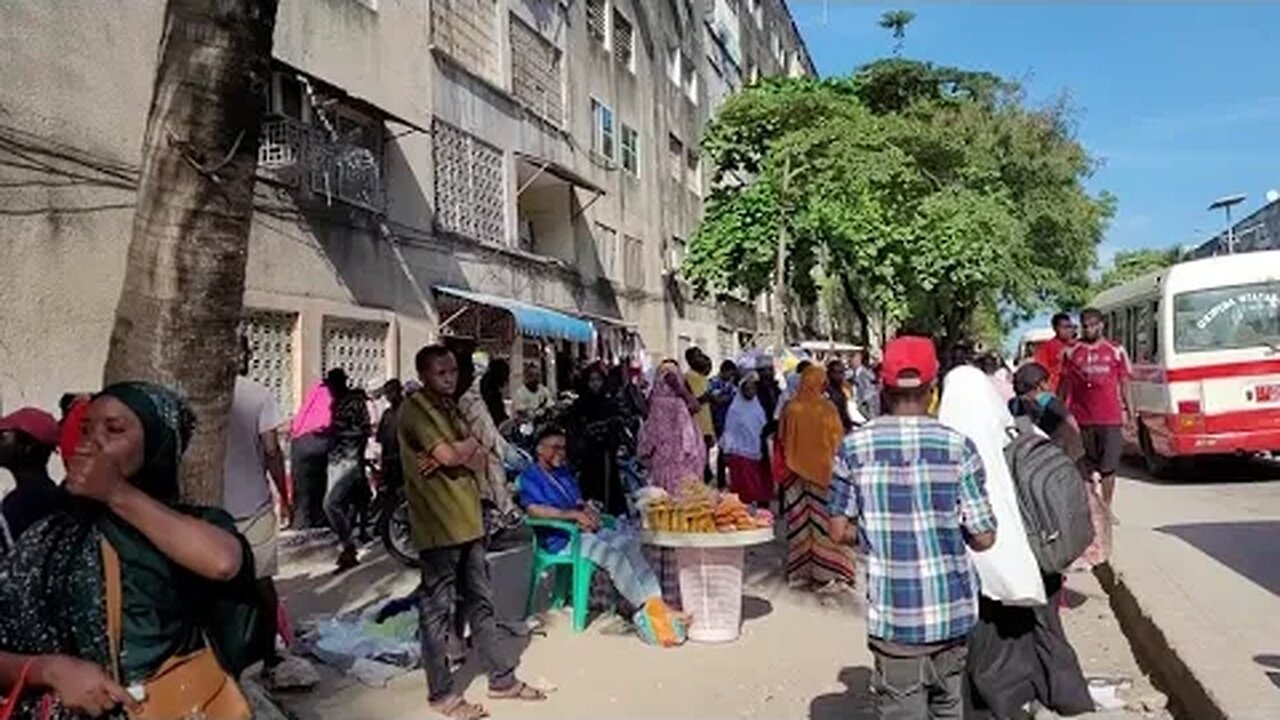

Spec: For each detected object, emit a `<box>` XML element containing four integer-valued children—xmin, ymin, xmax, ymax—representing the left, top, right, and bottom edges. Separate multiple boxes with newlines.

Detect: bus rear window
<box><xmin>1173</xmin><ymin>281</ymin><xmax>1280</xmax><ymax>353</ymax></box>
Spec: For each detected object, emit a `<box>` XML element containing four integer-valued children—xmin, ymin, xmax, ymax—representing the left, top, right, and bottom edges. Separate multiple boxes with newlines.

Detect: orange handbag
<box><xmin>101</xmin><ymin>540</ymin><xmax>251</xmax><ymax>720</ymax></box>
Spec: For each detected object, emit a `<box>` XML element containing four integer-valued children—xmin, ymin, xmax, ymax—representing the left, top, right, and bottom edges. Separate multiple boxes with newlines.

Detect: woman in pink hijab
<box><xmin>637</xmin><ymin>361</ymin><xmax>706</xmax><ymax>493</ymax></box>
<box><xmin>636</xmin><ymin>360</ymin><xmax>707</xmax><ymax>609</ymax></box>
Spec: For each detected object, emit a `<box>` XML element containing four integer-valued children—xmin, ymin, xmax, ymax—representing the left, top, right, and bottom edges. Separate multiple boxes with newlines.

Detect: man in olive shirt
<box><xmin>399</xmin><ymin>345</ymin><xmax>545</xmax><ymax>718</ymax></box>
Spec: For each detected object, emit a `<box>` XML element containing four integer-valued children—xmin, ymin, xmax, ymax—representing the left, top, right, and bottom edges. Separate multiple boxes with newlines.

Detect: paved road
<box><xmin>1111</xmin><ymin>457</ymin><xmax>1280</xmax><ymax>719</ymax></box>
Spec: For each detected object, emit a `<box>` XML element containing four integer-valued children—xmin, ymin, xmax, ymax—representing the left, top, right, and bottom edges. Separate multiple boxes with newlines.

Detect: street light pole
<box><xmin>1208</xmin><ymin>193</ymin><xmax>1246</xmax><ymax>255</ymax></box>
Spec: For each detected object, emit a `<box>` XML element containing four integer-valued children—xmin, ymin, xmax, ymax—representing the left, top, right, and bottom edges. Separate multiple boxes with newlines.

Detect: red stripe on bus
<box><xmin>1202</xmin><ymin>406</ymin><xmax>1280</xmax><ymax>434</ymax></box>
<box><xmin>1131</xmin><ymin>358</ymin><xmax>1280</xmax><ymax>383</ymax></box>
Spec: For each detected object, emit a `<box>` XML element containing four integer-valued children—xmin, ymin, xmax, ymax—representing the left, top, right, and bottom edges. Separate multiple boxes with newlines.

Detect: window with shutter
<box><xmin>586</xmin><ymin>0</ymin><xmax>607</xmax><ymax>42</ymax></box>
<box><xmin>668</xmin><ymin>134</ymin><xmax>684</xmax><ymax>181</ymax></box>
<box><xmin>591</xmin><ymin>99</ymin><xmax>616</xmax><ymax>162</ymax></box>
<box><xmin>612</xmin><ymin>11</ymin><xmax>634</xmax><ymax>70</ymax></box>
<box><xmin>510</xmin><ymin>14</ymin><xmax>564</xmax><ymax>124</ymax></box>
<box><xmin>620</xmin><ymin>124</ymin><xmax>638</xmax><ymax>175</ymax></box>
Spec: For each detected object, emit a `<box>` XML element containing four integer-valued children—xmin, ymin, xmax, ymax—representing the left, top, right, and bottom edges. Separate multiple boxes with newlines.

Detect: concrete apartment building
<box><xmin>0</xmin><ymin>0</ymin><xmax>814</xmax><ymax>416</ymax></box>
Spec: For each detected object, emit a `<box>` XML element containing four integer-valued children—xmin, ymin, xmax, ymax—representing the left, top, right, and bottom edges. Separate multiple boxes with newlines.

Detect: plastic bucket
<box><xmin>675</xmin><ymin>546</ymin><xmax>746</xmax><ymax>643</ymax></box>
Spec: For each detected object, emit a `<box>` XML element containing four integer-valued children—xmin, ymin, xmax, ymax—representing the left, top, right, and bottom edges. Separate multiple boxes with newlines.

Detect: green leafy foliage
<box><xmin>685</xmin><ymin>59</ymin><xmax>1114</xmax><ymax>346</ymax></box>
<box><xmin>1093</xmin><ymin>247</ymin><xmax>1184</xmax><ymax>294</ymax></box>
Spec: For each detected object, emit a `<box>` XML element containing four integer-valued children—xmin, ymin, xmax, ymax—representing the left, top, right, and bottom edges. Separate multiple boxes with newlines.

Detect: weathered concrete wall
<box><xmin>0</xmin><ymin>0</ymin><xmax>814</xmax><ymax>414</ymax></box>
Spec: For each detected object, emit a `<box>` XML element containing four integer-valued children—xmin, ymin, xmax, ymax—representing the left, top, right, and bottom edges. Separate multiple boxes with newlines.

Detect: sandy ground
<box><xmin>273</xmin><ymin>526</ymin><xmax>1169</xmax><ymax>720</ymax></box>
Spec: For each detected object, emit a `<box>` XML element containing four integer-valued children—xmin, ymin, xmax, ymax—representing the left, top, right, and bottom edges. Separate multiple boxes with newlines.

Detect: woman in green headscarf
<box><xmin>0</xmin><ymin>382</ymin><xmax>260</xmax><ymax>719</ymax></box>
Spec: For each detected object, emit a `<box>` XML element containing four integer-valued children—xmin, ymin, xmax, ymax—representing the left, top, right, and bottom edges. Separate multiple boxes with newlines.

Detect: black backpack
<box><xmin>1004</xmin><ymin>417</ymin><xmax>1093</xmax><ymax>573</ymax></box>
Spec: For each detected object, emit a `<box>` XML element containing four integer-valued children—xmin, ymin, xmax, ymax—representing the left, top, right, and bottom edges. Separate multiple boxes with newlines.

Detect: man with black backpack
<box><xmin>951</xmin><ymin>363</ymin><xmax>1094</xmax><ymax>718</ymax></box>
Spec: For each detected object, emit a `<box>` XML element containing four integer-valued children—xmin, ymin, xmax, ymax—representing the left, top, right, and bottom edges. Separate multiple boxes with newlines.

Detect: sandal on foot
<box><xmin>430</xmin><ymin>696</ymin><xmax>489</xmax><ymax>720</ymax></box>
<box><xmin>487</xmin><ymin>681</ymin><xmax>548</xmax><ymax>701</ymax></box>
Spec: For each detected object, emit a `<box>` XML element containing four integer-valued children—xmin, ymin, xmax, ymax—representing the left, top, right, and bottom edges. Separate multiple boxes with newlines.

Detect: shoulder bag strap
<box><xmin>100</xmin><ymin>538</ymin><xmax>123</xmax><ymax>684</ymax></box>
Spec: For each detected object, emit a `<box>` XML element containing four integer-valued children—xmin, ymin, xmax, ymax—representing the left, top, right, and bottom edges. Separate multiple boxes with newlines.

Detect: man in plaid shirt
<box><xmin>829</xmin><ymin>336</ymin><xmax>997</xmax><ymax>719</ymax></box>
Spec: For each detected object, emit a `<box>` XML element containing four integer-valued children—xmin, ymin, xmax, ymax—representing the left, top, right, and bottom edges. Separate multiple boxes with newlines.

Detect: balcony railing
<box><xmin>258</xmin><ymin>116</ymin><xmax>384</xmax><ymax>211</ymax></box>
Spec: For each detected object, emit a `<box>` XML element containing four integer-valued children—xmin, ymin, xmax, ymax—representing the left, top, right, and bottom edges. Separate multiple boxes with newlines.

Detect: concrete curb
<box><xmin>1094</xmin><ymin>561</ymin><xmax>1225</xmax><ymax>720</ymax></box>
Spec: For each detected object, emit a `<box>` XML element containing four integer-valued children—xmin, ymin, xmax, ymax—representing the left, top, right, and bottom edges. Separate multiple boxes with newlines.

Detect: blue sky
<box><xmin>789</xmin><ymin>2</ymin><xmax>1280</xmax><ymax>344</ymax></box>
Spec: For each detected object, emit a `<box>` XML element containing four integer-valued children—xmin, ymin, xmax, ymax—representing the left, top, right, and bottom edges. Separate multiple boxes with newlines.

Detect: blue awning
<box><xmin>435</xmin><ymin>286</ymin><xmax>595</xmax><ymax>344</ymax></box>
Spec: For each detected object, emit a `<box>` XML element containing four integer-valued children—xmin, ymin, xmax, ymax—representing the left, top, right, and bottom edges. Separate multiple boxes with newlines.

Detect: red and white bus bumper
<box><xmin>1147</xmin><ymin>407</ymin><xmax>1280</xmax><ymax>455</ymax></box>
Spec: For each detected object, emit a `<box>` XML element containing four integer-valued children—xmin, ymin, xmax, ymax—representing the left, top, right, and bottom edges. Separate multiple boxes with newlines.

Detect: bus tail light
<box><xmin>1175</xmin><ymin>400</ymin><xmax>1204</xmax><ymax>431</ymax></box>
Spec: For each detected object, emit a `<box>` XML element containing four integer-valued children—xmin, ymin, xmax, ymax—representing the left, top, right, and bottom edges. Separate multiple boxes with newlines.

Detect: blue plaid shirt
<box><xmin>829</xmin><ymin>416</ymin><xmax>997</xmax><ymax>646</ymax></box>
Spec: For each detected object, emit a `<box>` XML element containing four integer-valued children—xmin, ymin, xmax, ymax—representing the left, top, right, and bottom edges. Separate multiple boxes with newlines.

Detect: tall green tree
<box><xmin>686</xmin><ymin>59</ymin><xmax>1114</xmax><ymax>348</ymax></box>
<box><xmin>1093</xmin><ymin>247</ymin><xmax>1184</xmax><ymax>294</ymax></box>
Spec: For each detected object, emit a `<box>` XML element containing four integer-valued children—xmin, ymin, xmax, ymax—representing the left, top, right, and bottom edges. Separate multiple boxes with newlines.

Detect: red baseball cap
<box><xmin>881</xmin><ymin>336</ymin><xmax>939</xmax><ymax>389</ymax></box>
<box><xmin>0</xmin><ymin>407</ymin><xmax>60</xmax><ymax>447</ymax></box>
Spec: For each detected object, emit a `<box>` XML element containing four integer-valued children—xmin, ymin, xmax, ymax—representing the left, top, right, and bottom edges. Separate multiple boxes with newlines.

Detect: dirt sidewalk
<box><xmin>274</xmin><ymin>537</ymin><xmax>1168</xmax><ymax>719</ymax></box>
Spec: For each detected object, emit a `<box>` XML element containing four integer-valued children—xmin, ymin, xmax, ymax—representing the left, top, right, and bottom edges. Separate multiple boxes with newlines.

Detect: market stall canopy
<box><xmin>434</xmin><ymin>286</ymin><xmax>595</xmax><ymax>343</ymax></box>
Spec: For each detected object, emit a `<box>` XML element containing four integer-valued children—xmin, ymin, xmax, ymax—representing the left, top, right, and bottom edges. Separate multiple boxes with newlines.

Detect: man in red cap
<box><xmin>828</xmin><ymin>336</ymin><xmax>998</xmax><ymax>719</ymax></box>
<box><xmin>0</xmin><ymin>407</ymin><xmax>63</xmax><ymax>550</ymax></box>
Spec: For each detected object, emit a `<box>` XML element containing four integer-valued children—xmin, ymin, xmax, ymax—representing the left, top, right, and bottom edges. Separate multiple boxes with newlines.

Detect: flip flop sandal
<box><xmin>431</xmin><ymin>696</ymin><xmax>489</xmax><ymax>720</ymax></box>
<box><xmin>487</xmin><ymin>681</ymin><xmax>548</xmax><ymax>701</ymax></box>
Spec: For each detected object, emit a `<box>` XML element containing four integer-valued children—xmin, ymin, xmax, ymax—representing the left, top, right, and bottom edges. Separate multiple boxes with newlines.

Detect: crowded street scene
<box><xmin>3</xmin><ymin>1</ymin><xmax>1280</xmax><ymax>719</ymax></box>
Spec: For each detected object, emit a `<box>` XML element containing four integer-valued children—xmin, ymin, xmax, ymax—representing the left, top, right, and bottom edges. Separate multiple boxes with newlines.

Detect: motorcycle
<box><xmin>379</xmin><ymin>445</ymin><xmax>535</xmax><ymax>568</ymax></box>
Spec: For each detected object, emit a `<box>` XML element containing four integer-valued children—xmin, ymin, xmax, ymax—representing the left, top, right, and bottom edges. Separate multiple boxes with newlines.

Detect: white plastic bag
<box><xmin>939</xmin><ymin>367</ymin><xmax>1046</xmax><ymax>606</ymax></box>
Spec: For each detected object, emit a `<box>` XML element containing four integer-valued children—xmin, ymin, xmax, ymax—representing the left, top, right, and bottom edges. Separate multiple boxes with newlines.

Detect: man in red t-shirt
<box><xmin>1034</xmin><ymin>312</ymin><xmax>1077</xmax><ymax>392</ymax></box>
<box><xmin>1059</xmin><ymin>307</ymin><xmax>1131</xmax><ymax>505</ymax></box>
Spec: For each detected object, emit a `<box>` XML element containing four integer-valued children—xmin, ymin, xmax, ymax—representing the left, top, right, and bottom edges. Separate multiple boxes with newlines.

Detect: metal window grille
<box><xmin>586</xmin><ymin>0</ymin><xmax>606</xmax><ymax>41</ymax></box>
<box><xmin>258</xmin><ymin>117</ymin><xmax>305</xmax><ymax>170</ymax></box>
<box><xmin>322</xmin><ymin>317</ymin><xmax>389</xmax><ymax>394</ymax></box>
<box><xmin>612</xmin><ymin>12</ymin><xmax>633</xmax><ymax>69</ymax></box>
<box><xmin>241</xmin><ymin>310</ymin><xmax>297</xmax><ymax>419</ymax></box>
<box><xmin>307</xmin><ymin>113</ymin><xmax>384</xmax><ymax>210</ymax></box>
<box><xmin>433</xmin><ymin>120</ymin><xmax>506</xmax><ymax>245</ymax></box>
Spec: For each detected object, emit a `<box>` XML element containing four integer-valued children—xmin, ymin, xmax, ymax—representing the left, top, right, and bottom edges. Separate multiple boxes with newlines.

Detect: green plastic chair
<box><xmin>522</xmin><ymin>514</ymin><xmax>618</xmax><ymax>633</ymax></box>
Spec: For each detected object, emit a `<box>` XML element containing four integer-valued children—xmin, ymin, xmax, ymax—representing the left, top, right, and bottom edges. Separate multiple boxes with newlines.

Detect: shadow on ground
<box><xmin>1155</xmin><ymin>520</ymin><xmax>1280</xmax><ymax>596</ymax></box>
<box><xmin>1123</xmin><ymin>455</ymin><xmax>1280</xmax><ymax>487</ymax></box>
<box><xmin>809</xmin><ymin>666</ymin><xmax>875</xmax><ymax>720</ymax></box>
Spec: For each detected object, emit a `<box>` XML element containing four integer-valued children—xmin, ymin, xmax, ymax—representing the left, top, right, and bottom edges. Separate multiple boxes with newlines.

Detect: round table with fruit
<box><xmin>636</xmin><ymin>484</ymin><xmax>775</xmax><ymax>644</ymax></box>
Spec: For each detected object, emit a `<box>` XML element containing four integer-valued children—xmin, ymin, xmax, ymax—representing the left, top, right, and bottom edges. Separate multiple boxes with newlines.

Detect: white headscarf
<box><xmin>721</xmin><ymin>373</ymin><xmax>768</xmax><ymax>460</ymax></box>
<box><xmin>939</xmin><ymin>365</ymin><xmax>1046</xmax><ymax>606</ymax></box>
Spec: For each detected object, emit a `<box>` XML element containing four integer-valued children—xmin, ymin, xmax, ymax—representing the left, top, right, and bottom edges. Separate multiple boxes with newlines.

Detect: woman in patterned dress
<box><xmin>778</xmin><ymin>365</ymin><xmax>855</xmax><ymax>590</ymax></box>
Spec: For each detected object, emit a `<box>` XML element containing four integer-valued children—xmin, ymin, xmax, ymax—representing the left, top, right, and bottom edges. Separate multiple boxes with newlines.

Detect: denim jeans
<box><xmin>418</xmin><ymin>541</ymin><xmax>515</xmax><ymax>702</ymax></box>
<box><xmin>324</xmin><ymin>453</ymin><xmax>364</xmax><ymax>551</ymax></box>
<box><xmin>871</xmin><ymin>643</ymin><xmax>967</xmax><ymax>720</ymax></box>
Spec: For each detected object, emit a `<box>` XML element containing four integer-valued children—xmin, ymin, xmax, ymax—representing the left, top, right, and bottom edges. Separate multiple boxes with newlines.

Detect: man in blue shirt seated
<box><xmin>517</xmin><ymin>426</ymin><xmax>688</xmax><ymax>646</ymax></box>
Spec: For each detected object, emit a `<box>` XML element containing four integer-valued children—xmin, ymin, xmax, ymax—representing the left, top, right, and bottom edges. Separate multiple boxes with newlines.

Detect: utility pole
<box><xmin>773</xmin><ymin>152</ymin><xmax>790</xmax><ymax>351</ymax></box>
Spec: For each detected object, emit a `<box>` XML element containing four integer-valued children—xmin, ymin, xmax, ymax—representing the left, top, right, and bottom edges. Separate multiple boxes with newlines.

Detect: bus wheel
<box><xmin>1139</xmin><ymin>424</ymin><xmax>1177</xmax><ymax>479</ymax></box>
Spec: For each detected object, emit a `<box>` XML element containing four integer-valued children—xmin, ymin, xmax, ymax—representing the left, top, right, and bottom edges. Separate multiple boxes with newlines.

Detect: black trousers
<box><xmin>965</xmin><ymin>575</ymin><xmax>1093</xmax><ymax>718</ymax></box>
<box><xmin>289</xmin><ymin>432</ymin><xmax>330</xmax><ymax>529</ymax></box>
<box><xmin>418</xmin><ymin>540</ymin><xmax>515</xmax><ymax>702</ymax></box>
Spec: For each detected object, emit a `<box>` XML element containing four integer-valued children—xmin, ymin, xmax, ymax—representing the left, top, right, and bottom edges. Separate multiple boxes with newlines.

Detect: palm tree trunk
<box><xmin>104</xmin><ymin>0</ymin><xmax>279</xmax><ymax>504</ymax></box>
